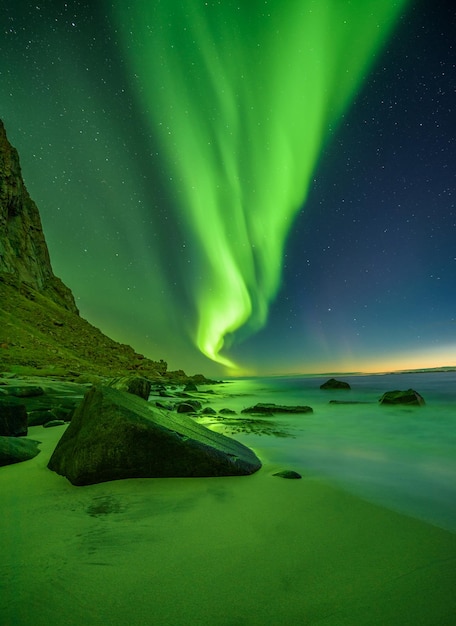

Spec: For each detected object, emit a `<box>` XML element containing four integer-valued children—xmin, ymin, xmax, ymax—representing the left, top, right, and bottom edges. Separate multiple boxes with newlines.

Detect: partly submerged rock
<box><xmin>329</xmin><ymin>400</ymin><xmax>373</xmax><ymax>405</ymax></box>
<box><xmin>320</xmin><ymin>378</ymin><xmax>351</xmax><ymax>390</ymax></box>
<box><xmin>273</xmin><ymin>470</ymin><xmax>302</xmax><ymax>479</ymax></box>
<box><xmin>0</xmin><ymin>436</ymin><xmax>40</xmax><ymax>466</ymax></box>
<box><xmin>241</xmin><ymin>403</ymin><xmax>313</xmax><ymax>415</ymax></box>
<box><xmin>379</xmin><ymin>389</ymin><xmax>425</xmax><ymax>406</ymax></box>
<box><xmin>48</xmin><ymin>386</ymin><xmax>262</xmax><ymax>486</ymax></box>
<box><xmin>176</xmin><ymin>400</ymin><xmax>202</xmax><ymax>413</ymax></box>
<box><xmin>201</xmin><ymin>407</ymin><xmax>217</xmax><ymax>415</ymax></box>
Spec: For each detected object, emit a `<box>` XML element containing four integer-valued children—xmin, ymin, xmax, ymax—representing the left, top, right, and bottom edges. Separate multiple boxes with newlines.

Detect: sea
<box><xmin>199</xmin><ymin>371</ymin><xmax>456</xmax><ymax>533</ymax></box>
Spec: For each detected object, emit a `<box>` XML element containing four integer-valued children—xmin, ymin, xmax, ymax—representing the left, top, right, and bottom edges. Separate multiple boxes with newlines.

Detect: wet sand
<box><xmin>1</xmin><ymin>424</ymin><xmax>455</xmax><ymax>625</ymax></box>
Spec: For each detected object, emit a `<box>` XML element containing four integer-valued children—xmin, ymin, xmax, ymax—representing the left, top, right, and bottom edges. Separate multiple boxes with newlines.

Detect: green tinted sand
<box><xmin>1</xmin><ymin>425</ymin><xmax>455</xmax><ymax>625</ymax></box>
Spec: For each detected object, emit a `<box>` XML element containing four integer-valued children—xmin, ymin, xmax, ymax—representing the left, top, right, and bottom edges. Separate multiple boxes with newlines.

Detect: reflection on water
<box><xmin>203</xmin><ymin>372</ymin><xmax>456</xmax><ymax>532</ymax></box>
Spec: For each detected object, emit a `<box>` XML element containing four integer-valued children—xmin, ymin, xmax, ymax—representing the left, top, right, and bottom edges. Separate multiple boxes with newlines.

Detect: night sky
<box><xmin>1</xmin><ymin>0</ymin><xmax>455</xmax><ymax>377</ymax></box>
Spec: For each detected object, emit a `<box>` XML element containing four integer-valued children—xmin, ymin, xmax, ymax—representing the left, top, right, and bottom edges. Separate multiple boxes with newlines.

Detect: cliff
<box><xmin>0</xmin><ymin>120</ymin><xmax>77</xmax><ymax>313</ymax></box>
<box><xmin>0</xmin><ymin>120</ymin><xmax>199</xmax><ymax>382</ymax></box>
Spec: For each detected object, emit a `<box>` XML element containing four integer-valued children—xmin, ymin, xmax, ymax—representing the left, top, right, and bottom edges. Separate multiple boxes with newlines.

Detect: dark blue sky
<box><xmin>1</xmin><ymin>0</ymin><xmax>455</xmax><ymax>376</ymax></box>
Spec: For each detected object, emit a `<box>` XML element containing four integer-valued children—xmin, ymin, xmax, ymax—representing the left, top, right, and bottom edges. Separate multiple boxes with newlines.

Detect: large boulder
<box><xmin>241</xmin><ymin>403</ymin><xmax>313</xmax><ymax>415</ymax></box>
<box><xmin>0</xmin><ymin>436</ymin><xmax>40</xmax><ymax>466</ymax></box>
<box><xmin>379</xmin><ymin>389</ymin><xmax>425</xmax><ymax>406</ymax></box>
<box><xmin>320</xmin><ymin>378</ymin><xmax>351</xmax><ymax>390</ymax></box>
<box><xmin>0</xmin><ymin>399</ymin><xmax>28</xmax><ymax>436</ymax></box>
<box><xmin>48</xmin><ymin>386</ymin><xmax>262</xmax><ymax>486</ymax></box>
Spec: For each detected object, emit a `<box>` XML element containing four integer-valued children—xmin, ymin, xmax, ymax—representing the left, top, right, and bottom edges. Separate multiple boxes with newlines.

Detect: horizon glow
<box><xmin>110</xmin><ymin>0</ymin><xmax>409</xmax><ymax>372</ymax></box>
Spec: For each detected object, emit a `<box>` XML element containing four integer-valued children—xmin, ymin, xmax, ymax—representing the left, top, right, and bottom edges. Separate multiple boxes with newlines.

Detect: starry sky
<box><xmin>1</xmin><ymin>0</ymin><xmax>455</xmax><ymax>377</ymax></box>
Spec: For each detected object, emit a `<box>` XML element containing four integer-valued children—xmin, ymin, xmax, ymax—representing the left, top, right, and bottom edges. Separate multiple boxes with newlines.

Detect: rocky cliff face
<box><xmin>0</xmin><ymin>119</ymin><xmax>77</xmax><ymax>313</ymax></box>
<box><xmin>0</xmin><ymin>120</ymin><xmax>203</xmax><ymax>382</ymax></box>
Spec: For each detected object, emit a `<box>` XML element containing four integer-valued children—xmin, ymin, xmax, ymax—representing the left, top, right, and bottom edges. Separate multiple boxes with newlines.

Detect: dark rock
<box><xmin>43</xmin><ymin>419</ymin><xmax>66</xmax><ymax>428</ymax></box>
<box><xmin>2</xmin><ymin>385</ymin><xmax>44</xmax><ymax>398</ymax></box>
<box><xmin>107</xmin><ymin>376</ymin><xmax>151</xmax><ymax>400</ymax></box>
<box><xmin>0</xmin><ymin>436</ymin><xmax>40</xmax><ymax>466</ymax></box>
<box><xmin>320</xmin><ymin>378</ymin><xmax>351</xmax><ymax>390</ymax></box>
<box><xmin>220</xmin><ymin>408</ymin><xmax>237</xmax><ymax>415</ymax></box>
<box><xmin>329</xmin><ymin>400</ymin><xmax>373</xmax><ymax>405</ymax></box>
<box><xmin>0</xmin><ymin>400</ymin><xmax>27</xmax><ymax>436</ymax></box>
<box><xmin>176</xmin><ymin>402</ymin><xmax>196</xmax><ymax>414</ymax></box>
<box><xmin>51</xmin><ymin>405</ymin><xmax>76</xmax><ymax>421</ymax></box>
<box><xmin>201</xmin><ymin>407</ymin><xmax>217</xmax><ymax>415</ymax></box>
<box><xmin>27</xmin><ymin>402</ymin><xmax>76</xmax><ymax>426</ymax></box>
<box><xmin>176</xmin><ymin>400</ymin><xmax>202</xmax><ymax>413</ymax></box>
<box><xmin>183</xmin><ymin>382</ymin><xmax>198</xmax><ymax>392</ymax></box>
<box><xmin>273</xmin><ymin>470</ymin><xmax>302</xmax><ymax>479</ymax></box>
<box><xmin>27</xmin><ymin>409</ymin><xmax>55</xmax><ymax>427</ymax></box>
<box><xmin>241</xmin><ymin>403</ymin><xmax>313</xmax><ymax>415</ymax></box>
<box><xmin>379</xmin><ymin>389</ymin><xmax>425</xmax><ymax>406</ymax></box>
<box><xmin>47</xmin><ymin>386</ymin><xmax>262</xmax><ymax>486</ymax></box>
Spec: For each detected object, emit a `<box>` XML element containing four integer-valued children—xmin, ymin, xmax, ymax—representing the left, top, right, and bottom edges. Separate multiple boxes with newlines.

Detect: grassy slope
<box><xmin>0</xmin><ymin>275</ymin><xmax>172</xmax><ymax>380</ymax></box>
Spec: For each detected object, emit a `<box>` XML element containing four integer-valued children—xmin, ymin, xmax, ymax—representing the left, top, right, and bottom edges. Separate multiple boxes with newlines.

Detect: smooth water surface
<box><xmin>201</xmin><ymin>372</ymin><xmax>456</xmax><ymax>532</ymax></box>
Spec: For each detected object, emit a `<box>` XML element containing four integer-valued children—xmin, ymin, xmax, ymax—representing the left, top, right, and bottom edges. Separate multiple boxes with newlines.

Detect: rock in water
<box><xmin>241</xmin><ymin>403</ymin><xmax>313</xmax><ymax>415</ymax></box>
<box><xmin>273</xmin><ymin>470</ymin><xmax>302</xmax><ymax>479</ymax></box>
<box><xmin>48</xmin><ymin>386</ymin><xmax>262</xmax><ymax>485</ymax></box>
<box><xmin>379</xmin><ymin>389</ymin><xmax>425</xmax><ymax>406</ymax></box>
<box><xmin>320</xmin><ymin>378</ymin><xmax>351</xmax><ymax>390</ymax></box>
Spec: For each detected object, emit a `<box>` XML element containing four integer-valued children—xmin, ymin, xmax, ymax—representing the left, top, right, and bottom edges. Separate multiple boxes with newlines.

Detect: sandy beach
<box><xmin>1</xmin><ymin>422</ymin><xmax>455</xmax><ymax>626</ymax></box>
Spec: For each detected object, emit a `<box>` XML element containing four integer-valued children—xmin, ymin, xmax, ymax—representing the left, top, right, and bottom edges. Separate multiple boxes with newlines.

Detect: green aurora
<box><xmin>111</xmin><ymin>0</ymin><xmax>409</xmax><ymax>371</ymax></box>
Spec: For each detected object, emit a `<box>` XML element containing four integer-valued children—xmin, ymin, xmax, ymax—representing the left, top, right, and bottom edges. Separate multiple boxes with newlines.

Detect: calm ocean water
<box><xmin>203</xmin><ymin>372</ymin><xmax>456</xmax><ymax>532</ymax></box>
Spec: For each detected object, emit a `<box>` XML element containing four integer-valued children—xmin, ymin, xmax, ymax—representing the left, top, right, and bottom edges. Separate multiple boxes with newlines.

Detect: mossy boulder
<box><xmin>48</xmin><ymin>386</ymin><xmax>261</xmax><ymax>486</ymax></box>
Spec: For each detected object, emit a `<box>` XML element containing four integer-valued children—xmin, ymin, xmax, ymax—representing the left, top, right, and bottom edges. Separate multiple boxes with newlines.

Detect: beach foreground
<box><xmin>2</xmin><ymin>423</ymin><xmax>455</xmax><ymax>626</ymax></box>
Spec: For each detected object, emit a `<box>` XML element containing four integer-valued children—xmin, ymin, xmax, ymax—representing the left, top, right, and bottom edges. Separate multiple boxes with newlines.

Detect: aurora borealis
<box><xmin>110</xmin><ymin>0</ymin><xmax>408</xmax><ymax>370</ymax></box>
<box><xmin>1</xmin><ymin>1</ymin><xmax>455</xmax><ymax>376</ymax></box>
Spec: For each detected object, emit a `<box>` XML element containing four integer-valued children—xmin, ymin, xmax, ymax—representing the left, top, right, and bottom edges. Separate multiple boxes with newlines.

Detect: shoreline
<box><xmin>2</xmin><ymin>424</ymin><xmax>456</xmax><ymax>625</ymax></box>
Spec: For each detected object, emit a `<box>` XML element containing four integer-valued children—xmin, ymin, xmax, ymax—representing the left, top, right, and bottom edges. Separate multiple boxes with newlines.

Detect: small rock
<box><xmin>176</xmin><ymin>400</ymin><xmax>202</xmax><ymax>413</ymax></box>
<box><xmin>43</xmin><ymin>420</ymin><xmax>66</xmax><ymax>428</ymax></box>
<box><xmin>27</xmin><ymin>409</ymin><xmax>55</xmax><ymax>427</ymax></box>
<box><xmin>379</xmin><ymin>389</ymin><xmax>425</xmax><ymax>406</ymax></box>
<box><xmin>241</xmin><ymin>403</ymin><xmax>313</xmax><ymax>415</ymax></box>
<box><xmin>273</xmin><ymin>470</ymin><xmax>302</xmax><ymax>479</ymax></box>
<box><xmin>320</xmin><ymin>378</ymin><xmax>351</xmax><ymax>390</ymax></box>
<box><xmin>220</xmin><ymin>408</ymin><xmax>237</xmax><ymax>415</ymax></box>
<box><xmin>183</xmin><ymin>382</ymin><xmax>198</xmax><ymax>392</ymax></box>
<box><xmin>201</xmin><ymin>407</ymin><xmax>217</xmax><ymax>415</ymax></box>
<box><xmin>329</xmin><ymin>400</ymin><xmax>373</xmax><ymax>405</ymax></box>
<box><xmin>177</xmin><ymin>402</ymin><xmax>194</xmax><ymax>413</ymax></box>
